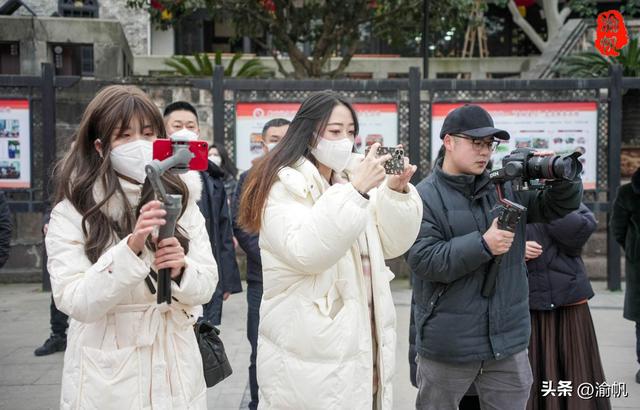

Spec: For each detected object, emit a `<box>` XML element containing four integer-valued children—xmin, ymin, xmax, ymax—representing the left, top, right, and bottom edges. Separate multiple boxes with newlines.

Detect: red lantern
<box><xmin>150</xmin><ymin>0</ymin><xmax>163</xmax><ymax>11</ymax></box>
<box><xmin>261</xmin><ymin>0</ymin><xmax>276</xmax><ymax>13</ymax></box>
<box><xmin>514</xmin><ymin>0</ymin><xmax>536</xmax><ymax>7</ymax></box>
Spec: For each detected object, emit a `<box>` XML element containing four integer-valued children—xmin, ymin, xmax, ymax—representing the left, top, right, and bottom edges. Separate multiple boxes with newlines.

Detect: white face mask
<box><xmin>265</xmin><ymin>142</ymin><xmax>278</xmax><ymax>152</ymax></box>
<box><xmin>311</xmin><ymin>137</ymin><xmax>353</xmax><ymax>173</ymax></box>
<box><xmin>209</xmin><ymin>155</ymin><xmax>222</xmax><ymax>167</ymax></box>
<box><xmin>169</xmin><ymin>128</ymin><xmax>198</xmax><ymax>141</ymax></box>
<box><xmin>110</xmin><ymin>140</ymin><xmax>154</xmax><ymax>184</ymax></box>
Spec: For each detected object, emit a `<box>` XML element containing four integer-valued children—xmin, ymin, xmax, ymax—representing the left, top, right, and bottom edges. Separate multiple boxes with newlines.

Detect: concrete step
<box><xmin>582</xmin><ymin>231</ymin><xmax>609</xmax><ymax>257</ymax></box>
<box><xmin>0</xmin><ymin>268</ymin><xmax>41</xmax><ymax>283</ymax></box>
<box><xmin>583</xmin><ymin>256</ymin><xmax>626</xmax><ymax>280</ymax></box>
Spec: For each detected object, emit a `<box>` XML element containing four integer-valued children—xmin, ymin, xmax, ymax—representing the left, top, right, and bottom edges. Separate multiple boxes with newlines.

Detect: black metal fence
<box><xmin>2</xmin><ymin>63</ymin><xmax>639</xmax><ymax>291</ymax></box>
<box><xmin>0</xmin><ymin>63</ymin><xmax>79</xmax><ymax>212</ymax></box>
<box><xmin>193</xmin><ymin>65</ymin><xmax>640</xmax><ymax>291</ymax></box>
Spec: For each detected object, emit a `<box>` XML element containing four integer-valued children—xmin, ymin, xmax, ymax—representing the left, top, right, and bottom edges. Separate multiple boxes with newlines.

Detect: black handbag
<box><xmin>194</xmin><ymin>320</ymin><xmax>233</xmax><ymax>387</ymax></box>
<box><xmin>143</xmin><ymin>273</ymin><xmax>232</xmax><ymax>388</ymax></box>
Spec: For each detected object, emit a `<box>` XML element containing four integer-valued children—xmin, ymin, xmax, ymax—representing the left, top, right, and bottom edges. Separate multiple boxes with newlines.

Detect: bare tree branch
<box><xmin>559</xmin><ymin>6</ymin><xmax>572</xmax><ymax>25</ymax></box>
<box><xmin>327</xmin><ymin>35</ymin><xmax>361</xmax><ymax>78</ymax></box>
<box><xmin>252</xmin><ymin>36</ymin><xmax>292</xmax><ymax>77</ymax></box>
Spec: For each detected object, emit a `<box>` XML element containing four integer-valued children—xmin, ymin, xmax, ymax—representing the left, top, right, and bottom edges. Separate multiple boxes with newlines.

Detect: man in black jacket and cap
<box><xmin>164</xmin><ymin>101</ymin><xmax>242</xmax><ymax>325</ymax></box>
<box><xmin>407</xmin><ymin>104</ymin><xmax>583</xmax><ymax>409</ymax></box>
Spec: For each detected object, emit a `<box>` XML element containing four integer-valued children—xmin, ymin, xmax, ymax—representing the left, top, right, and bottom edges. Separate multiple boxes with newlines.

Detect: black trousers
<box><xmin>246</xmin><ymin>282</ymin><xmax>262</xmax><ymax>410</ymax></box>
<box><xmin>50</xmin><ymin>295</ymin><xmax>68</xmax><ymax>336</ymax></box>
<box><xmin>636</xmin><ymin>321</ymin><xmax>640</xmax><ymax>365</ymax></box>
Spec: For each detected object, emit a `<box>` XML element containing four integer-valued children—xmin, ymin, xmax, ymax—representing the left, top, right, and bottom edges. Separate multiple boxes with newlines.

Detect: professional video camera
<box><xmin>481</xmin><ymin>147</ymin><xmax>582</xmax><ymax>298</ymax></box>
<box><xmin>489</xmin><ymin>148</ymin><xmax>582</xmax><ymax>191</ymax></box>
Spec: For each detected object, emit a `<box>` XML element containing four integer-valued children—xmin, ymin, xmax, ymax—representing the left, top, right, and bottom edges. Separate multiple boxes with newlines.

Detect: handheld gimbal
<box><xmin>145</xmin><ymin>132</ymin><xmax>197</xmax><ymax>304</ymax></box>
<box><xmin>481</xmin><ymin>176</ymin><xmax>527</xmax><ymax>298</ymax></box>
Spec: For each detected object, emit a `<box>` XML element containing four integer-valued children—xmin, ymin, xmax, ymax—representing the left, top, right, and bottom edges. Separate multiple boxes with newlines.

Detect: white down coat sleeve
<box><xmin>260</xmin><ymin>180</ymin><xmax>370</xmax><ymax>274</ymax></box>
<box><xmin>371</xmin><ymin>182</ymin><xmax>423</xmax><ymax>259</ymax></box>
<box><xmin>46</xmin><ymin>202</ymin><xmax>153</xmax><ymax>323</ymax></box>
<box><xmin>170</xmin><ymin>201</ymin><xmax>218</xmax><ymax>305</ymax></box>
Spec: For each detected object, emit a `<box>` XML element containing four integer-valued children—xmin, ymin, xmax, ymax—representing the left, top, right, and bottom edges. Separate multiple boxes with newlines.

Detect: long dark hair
<box><xmin>210</xmin><ymin>142</ymin><xmax>238</xmax><ymax>180</ymax></box>
<box><xmin>53</xmin><ymin>85</ymin><xmax>190</xmax><ymax>263</ymax></box>
<box><xmin>238</xmin><ymin>91</ymin><xmax>359</xmax><ymax>233</ymax></box>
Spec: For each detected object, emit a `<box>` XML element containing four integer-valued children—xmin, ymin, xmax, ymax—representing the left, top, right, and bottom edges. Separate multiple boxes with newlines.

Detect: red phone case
<box><xmin>153</xmin><ymin>139</ymin><xmax>209</xmax><ymax>171</ymax></box>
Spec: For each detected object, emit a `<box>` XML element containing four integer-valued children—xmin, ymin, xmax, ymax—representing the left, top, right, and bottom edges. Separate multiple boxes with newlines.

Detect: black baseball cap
<box><xmin>439</xmin><ymin>104</ymin><xmax>510</xmax><ymax>141</ymax></box>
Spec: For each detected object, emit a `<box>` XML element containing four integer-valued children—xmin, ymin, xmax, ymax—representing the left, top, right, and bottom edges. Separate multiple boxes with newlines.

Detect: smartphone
<box><xmin>364</xmin><ymin>146</ymin><xmax>405</xmax><ymax>175</ymax></box>
<box><xmin>153</xmin><ymin>139</ymin><xmax>209</xmax><ymax>171</ymax></box>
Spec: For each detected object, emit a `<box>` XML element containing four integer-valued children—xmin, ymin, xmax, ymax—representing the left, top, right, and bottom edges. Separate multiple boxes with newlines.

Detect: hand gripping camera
<box><xmin>481</xmin><ymin>148</ymin><xmax>582</xmax><ymax>297</ymax></box>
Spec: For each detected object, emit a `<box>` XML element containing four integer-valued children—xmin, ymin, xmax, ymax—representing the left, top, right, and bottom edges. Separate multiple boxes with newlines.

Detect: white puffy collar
<box><xmin>276</xmin><ymin>154</ymin><xmax>365</xmax><ymax>201</ymax></box>
<box><xmin>92</xmin><ymin>171</ymin><xmax>202</xmax><ymax>221</ymax></box>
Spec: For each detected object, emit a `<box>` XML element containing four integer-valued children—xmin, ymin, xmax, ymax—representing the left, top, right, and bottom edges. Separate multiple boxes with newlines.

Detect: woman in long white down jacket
<box><xmin>45</xmin><ymin>85</ymin><xmax>217</xmax><ymax>409</ymax></box>
<box><xmin>237</xmin><ymin>91</ymin><xmax>423</xmax><ymax>409</ymax></box>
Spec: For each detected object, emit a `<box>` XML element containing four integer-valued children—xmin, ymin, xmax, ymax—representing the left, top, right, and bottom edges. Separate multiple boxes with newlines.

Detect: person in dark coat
<box><xmin>164</xmin><ymin>101</ymin><xmax>242</xmax><ymax>325</ymax></box>
<box><xmin>232</xmin><ymin>117</ymin><xmax>289</xmax><ymax>410</ymax></box>
<box><xmin>0</xmin><ymin>191</ymin><xmax>11</xmax><ymax>269</ymax></box>
<box><xmin>407</xmin><ymin>147</ymin><xmax>485</xmax><ymax>410</ymax></box>
<box><xmin>611</xmin><ymin>166</ymin><xmax>640</xmax><ymax>384</ymax></box>
<box><xmin>208</xmin><ymin>142</ymin><xmax>238</xmax><ymax>199</ymax></box>
<box><xmin>525</xmin><ymin>203</ymin><xmax>610</xmax><ymax>409</ymax></box>
<box><xmin>34</xmin><ymin>207</ymin><xmax>70</xmax><ymax>356</ymax></box>
<box><xmin>407</xmin><ymin>104</ymin><xmax>583</xmax><ymax>410</ymax></box>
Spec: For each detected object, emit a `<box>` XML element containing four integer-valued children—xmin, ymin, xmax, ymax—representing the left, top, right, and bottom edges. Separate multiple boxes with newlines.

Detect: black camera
<box><xmin>489</xmin><ymin>148</ymin><xmax>582</xmax><ymax>190</ymax></box>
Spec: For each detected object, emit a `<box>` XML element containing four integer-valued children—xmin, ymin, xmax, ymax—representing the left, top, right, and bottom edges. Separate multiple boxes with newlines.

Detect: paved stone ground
<box><xmin>0</xmin><ymin>280</ymin><xmax>637</xmax><ymax>409</ymax></box>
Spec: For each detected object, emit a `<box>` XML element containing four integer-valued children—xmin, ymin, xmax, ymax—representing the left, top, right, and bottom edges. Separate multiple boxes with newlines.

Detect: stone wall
<box><xmin>16</xmin><ymin>0</ymin><xmax>149</xmax><ymax>57</ymax></box>
<box><xmin>0</xmin><ymin>77</ymin><xmax>624</xmax><ymax>284</ymax></box>
<box><xmin>99</xmin><ymin>0</ymin><xmax>149</xmax><ymax>56</ymax></box>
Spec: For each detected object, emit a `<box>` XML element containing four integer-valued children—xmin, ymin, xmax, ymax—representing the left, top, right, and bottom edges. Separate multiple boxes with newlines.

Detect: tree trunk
<box><xmin>507</xmin><ymin>0</ymin><xmax>547</xmax><ymax>52</ymax></box>
<box><xmin>507</xmin><ymin>0</ymin><xmax>572</xmax><ymax>54</ymax></box>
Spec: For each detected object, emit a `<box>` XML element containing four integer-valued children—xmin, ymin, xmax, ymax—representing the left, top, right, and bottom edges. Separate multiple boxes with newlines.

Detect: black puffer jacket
<box><xmin>198</xmin><ymin>162</ymin><xmax>242</xmax><ymax>295</ymax></box>
<box><xmin>0</xmin><ymin>192</ymin><xmax>11</xmax><ymax>268</ymax></box>
<box><xmin>526</xmin><ymin>203</ymin><xmax>596</xmax><ymax>311</ymax></box>
<box><xmin>407</xmin><ymin>159</ymin><xmax>582</xmax><ymax>363</ymax></box>
<box><xmin>611</xmin><ymin>167</ymin><xmax>640</xmax><ymax>321</ymax></box>
<box><xmin>231</xmin><ymin>170</ymin><xmax>262</xmax><ymax>284</ymax></box>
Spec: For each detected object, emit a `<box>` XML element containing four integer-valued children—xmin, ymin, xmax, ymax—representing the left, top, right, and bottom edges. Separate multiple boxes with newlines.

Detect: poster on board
<box><xmin>0</xmin><ymin>99</ymin><xmax>30</xmax><ymax>189</ymax></box>
<box><xmin>431</xmin><ymin>102</ymin><xmax>599</xmax><ymax>190</ymax></box>
<box><xmin>235</xmin><ymin>102</ymin><xmax>398</xmax><ymax>172</ymax></box>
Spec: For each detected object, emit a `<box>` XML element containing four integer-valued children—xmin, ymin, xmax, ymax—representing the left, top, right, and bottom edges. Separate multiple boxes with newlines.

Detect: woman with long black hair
<box><xmin>238</xmin><ymin>91</ymin><xmax>422</xmax><ymax>409</ymax></box>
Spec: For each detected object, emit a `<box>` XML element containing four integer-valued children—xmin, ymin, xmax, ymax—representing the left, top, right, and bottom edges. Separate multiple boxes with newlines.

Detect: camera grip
<box><xmin>481</xmin><ymin>203</ymin><xmax>524</xmax><ymax>298</ymax></box>
<box><xmin>157</xmin><ymin>195</ymin><xmax>182</xmax><ymax>305</ymax></box>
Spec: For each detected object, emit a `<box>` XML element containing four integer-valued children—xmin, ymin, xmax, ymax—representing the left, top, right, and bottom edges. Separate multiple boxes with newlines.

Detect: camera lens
<box><xmin>555</xmin><ymin>156</ymin><xmax>578</xmax><ymax>180</ymax></box>
<box><xmin>526</xmin><ymin>155</ymin><xmax>579</xmax><ymax>180</ymax></box>
<box><xmin>526</xmin><ymin>156</ymin><xmax>555</xmax><ymax>179</ymax></box>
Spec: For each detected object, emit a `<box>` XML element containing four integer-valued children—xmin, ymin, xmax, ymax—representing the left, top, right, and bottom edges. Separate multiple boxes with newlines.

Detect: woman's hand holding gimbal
<box><xmin>127</xmin><ymin>200</ymin><xmax>166</xmax><ymax>255</ymax></box>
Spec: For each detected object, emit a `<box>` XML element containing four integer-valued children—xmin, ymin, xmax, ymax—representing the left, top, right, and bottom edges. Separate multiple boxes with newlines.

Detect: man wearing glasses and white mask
<box><xmin>407</xmin><ymin>104</ymin><xmax>583</xmax><ymax>410</ymax></box>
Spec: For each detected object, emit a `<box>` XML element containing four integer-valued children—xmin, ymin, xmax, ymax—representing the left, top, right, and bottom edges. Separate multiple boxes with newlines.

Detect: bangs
<box><xmin>315</xmin><ymin>101</ymin><xmax>360</xmax><ymax>136</ymax></box>
<box><xmin>101</xmin><ymin>93</ymin><xmax>165</xmax><ymax>143</ymax></box>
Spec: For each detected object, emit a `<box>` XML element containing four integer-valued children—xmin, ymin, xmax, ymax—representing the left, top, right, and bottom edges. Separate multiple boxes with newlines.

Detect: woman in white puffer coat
<box><xmin>237</xmin><ymin>91</ymin><xmax>423</xmax><ymax>410</ymax></box>
<box><xmin>46</xmin><ymin>85</ymin><xmax>217</xmax><ymax>409</ymax></box>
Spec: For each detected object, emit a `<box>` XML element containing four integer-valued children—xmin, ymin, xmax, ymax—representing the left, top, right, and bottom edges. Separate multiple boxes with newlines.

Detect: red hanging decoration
<box><xmin>514</xmin><ymin>0</ymin><xmax>536</xmax><ymax>7</ymax></box>
<box><xmin>261</xmin><ymin>0</ymin><xmax>276</xmax><ymax>13</ymax></box>
<box><xmin>150</xmin><ymin>0</ymin><xmax>164</xmax><ymax>11</ymax></box>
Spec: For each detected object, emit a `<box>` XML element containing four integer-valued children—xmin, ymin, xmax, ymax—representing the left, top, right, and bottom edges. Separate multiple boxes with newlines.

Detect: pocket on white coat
<box><xmin>78</xmin><ymin>346</ymin><xmax>141</xmax><ymax>409</ymax></box>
